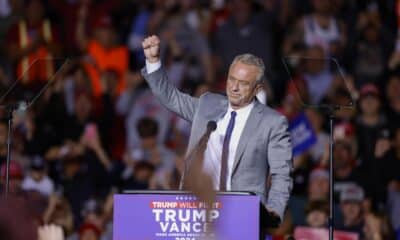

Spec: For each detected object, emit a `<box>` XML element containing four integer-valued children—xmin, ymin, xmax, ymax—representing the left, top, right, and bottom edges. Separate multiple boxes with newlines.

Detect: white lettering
<box><xmin>160</xmin><ymin>222</ymin><xmax>169</xmax><ymax>232</ymax></box>
<box><xmin>165</xmin><ymin>209</ymin><xmax>177</xmax><ymax>222</ymax></box>
<box><xmin>152</xmin><ymin>209</ymin><xmax>163</xmax><ymax>222</ymax></box>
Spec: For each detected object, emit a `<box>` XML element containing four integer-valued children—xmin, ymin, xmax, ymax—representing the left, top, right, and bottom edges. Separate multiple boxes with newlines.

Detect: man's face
<box><xmin>341</xmin><ymin>201</ymin><xmax>362</xmax><ymax>225</ymax></box>
<box><xmin>334</xmin><ymin>143</ymin><xmax>352</xmax><ymax>170</ymax></box>
<box><xmin>360</xmin><ymin>95</ymin><xmax>380</xmax><ymax>115</ymax></box>
<box><xmin>308</xmin><ymin>177</ymin><xmax>329</xmax><ymax>200</ymax></box>
<box><xmin>226</xmin><ymin>62</ymin><xmax>262</xmax><ymax>109</ymax></box>
<box><xmin>306</xmin><ymin>210</ymin><xmax>327</xmax><ymax>228</ymax></box>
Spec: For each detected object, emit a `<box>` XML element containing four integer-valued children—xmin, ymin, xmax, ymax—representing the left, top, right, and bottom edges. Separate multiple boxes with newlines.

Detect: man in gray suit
<box><xmin>141</xmin><ymin>35</ymin><xmax>293</xmax><ymax>225</ymax></box>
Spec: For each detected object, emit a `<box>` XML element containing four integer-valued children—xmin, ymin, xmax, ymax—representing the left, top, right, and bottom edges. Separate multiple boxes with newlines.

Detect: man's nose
<box><xmin>232</xmin><ymin>81</ymin><xmax>239</xmax><ymax>91</ymax></box>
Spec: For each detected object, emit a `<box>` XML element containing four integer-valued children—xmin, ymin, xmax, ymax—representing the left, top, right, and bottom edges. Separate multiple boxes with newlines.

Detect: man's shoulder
<box><xmin>198</xmin><ymin>91</ymin><xmax>227</xmax><ymax>103</ymax></box>
<box><xmin>259</xmin><ymin>104</ymin><xmax>288</xmax><ymax>123</ymax></box>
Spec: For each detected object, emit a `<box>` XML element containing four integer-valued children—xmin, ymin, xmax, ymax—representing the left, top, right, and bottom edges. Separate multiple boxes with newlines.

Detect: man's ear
<box><xmin>254</xmin><ymin>83</ymin><xmax>264</xmax><ymax>95</ymax></box>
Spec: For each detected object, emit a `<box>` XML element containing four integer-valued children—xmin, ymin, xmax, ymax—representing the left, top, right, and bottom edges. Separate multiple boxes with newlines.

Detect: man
<box><xmin>337</xmin><ymin>184</ymin><xmax>365</xmax><ymax>237</ymax></box>
<box><xmin>141</xmin><ymin>35</ymin><xmax>293</xmax><ymax>224</ymax></box>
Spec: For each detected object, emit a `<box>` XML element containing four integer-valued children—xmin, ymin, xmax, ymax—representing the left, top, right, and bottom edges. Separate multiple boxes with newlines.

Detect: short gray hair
<box><xmin>230</xmin><ymin>54</ymin><xmax>265</xmax><ymax>84</ymax></box>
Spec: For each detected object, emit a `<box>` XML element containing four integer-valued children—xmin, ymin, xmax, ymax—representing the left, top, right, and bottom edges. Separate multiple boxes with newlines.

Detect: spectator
<box><xmin>283</xmin><ymin>0</ymin><xmax>346</xmax><ymax>57</ymax></box>
<box><xmin>79</xmin><ymin>222</ymin><xmax>101</xmax><ymax>240</ymax></box>
<box><xmin>0</xmin><ymin>161</ymin><xmax>24</xmax><ymax>194</ymax></box>
<box><xmin>122</xmin><ymin>117</ymin><xmax>176</xmax><ymax>189</ymax></box>
<box><xmin>6</xmin><ymin>0</ymin><xmax>61</xmax><ymax>87</ymax></box>
<box><xmin>77</xmin><ymin>10</ymin><xmax>128</xmax><ymax>97</ymax></box>
<box><xmin>21</xmin><ymin>155</ymin><xmax>54</xmax><ymax>196</ymax></box>
<box><xmin>121</xmin><ymin>160</ymin><xmax>155</xmax><ymax>190</ymax></box>
<box><xmin>356</xmin><ymin>83</ymin><xmax>388</xmax><ymax>169</ymax></box>
<box><xmin>363</xmin><ymin>212</ymin><xmax>395</xmax><ymax>240</ymax></box>
<box><xmin>214</xmin><ymin>0</ymin><xmax>274</xmax><ymax>80</ymax></box>
<box><xmin>337</xmin><ymin>184</ymin><xmax>365</xmax><ymax>237</ymax></box>
<box><xmin>305</xmin><ymin>200</ymin><xmax>329</xmax><ymax>228</ymax></box>
<box><xmin>308</xmin><ymin>168</ymin><xmax>329</xmax><ymax>201</ymax></box>
<box><xmin>333</xmin><ymin>140</ymin><xmax>368</xmax><ymax>204</ymax></box>
<box><xmin>48</xmin><ymin>0</ymin><xmax>121</xmax><ymax>55</ymax></box>
<box><xmin>378</xmin><ymin>127</ymin><xmax>400</xmax><ymax>231</ymax></box>
<box><xmin>306</xmin><ymin>108</ymin><xmax>329</xmax><ymax>165</ymax></box>
<box><xmin>351</xmin><ymin>21</ymin><xmax>390</xmax><ymax>87</ymax></box>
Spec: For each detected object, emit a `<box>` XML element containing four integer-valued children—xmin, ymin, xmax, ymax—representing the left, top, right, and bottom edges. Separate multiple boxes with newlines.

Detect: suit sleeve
<box><xmin>141</xmin><ymin>67</ymin><xmax>199</xmax><ymax>122</ymax></box>
<box><xmin>266</xmin><ymin>115</ymin><xmax>293</xmax><ymax>221</ymax></box>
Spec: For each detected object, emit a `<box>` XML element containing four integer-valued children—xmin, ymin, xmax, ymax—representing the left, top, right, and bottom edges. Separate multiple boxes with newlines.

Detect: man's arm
<box><xmin>142</xmin><ymin>35</ymin><xmax>199</xmax><ymax>122</ymax></box>
<box><xmin>266</xmin><ymin>115</ymin><xmax>293</xmax><ymax>222</ymax></box>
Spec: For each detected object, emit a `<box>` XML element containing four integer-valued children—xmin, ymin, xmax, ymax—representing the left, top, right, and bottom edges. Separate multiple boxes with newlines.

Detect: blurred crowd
<box><xmin>0</xmin><ymin>0</ymin><xmax>400</xmax><ymax>239</ymax></box>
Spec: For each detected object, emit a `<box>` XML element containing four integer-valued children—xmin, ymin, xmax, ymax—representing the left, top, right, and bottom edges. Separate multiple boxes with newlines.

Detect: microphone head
<box><xmin>207</xmin><ymin>121</ymin><xmax>217</xmax><ymax>131</ymax></box>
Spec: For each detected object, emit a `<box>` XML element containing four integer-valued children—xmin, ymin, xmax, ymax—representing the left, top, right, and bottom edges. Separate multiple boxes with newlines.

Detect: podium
<box><xmin>113</xmin><ymin>191</ymin><xmax>268</xmax><ymax>240</ymax></box>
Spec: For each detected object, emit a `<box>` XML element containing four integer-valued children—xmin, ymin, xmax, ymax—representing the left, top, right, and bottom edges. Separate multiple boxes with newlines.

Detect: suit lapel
<box><xmin>231</xmin><ymin>100</ymin><xmax>264</xmax><ymax>175</ymax></box>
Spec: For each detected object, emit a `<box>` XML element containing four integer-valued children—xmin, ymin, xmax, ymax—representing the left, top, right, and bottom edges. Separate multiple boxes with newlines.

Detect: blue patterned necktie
<box><xmin>219</xmin><ymin>111</ymin><xmax>237</xmax><ymax>191</ymax></box>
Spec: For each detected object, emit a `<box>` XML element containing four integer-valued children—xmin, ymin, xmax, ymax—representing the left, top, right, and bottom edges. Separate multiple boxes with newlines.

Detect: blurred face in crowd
<box><xmin>229</xmin><ymin>0</ymin><xmax>252</xmax><ymax>25</ymax></box>
<box><xmin>308</xmin><ymin>177</ymin><xmax>329</xmax><ymax>200</ymax></box>
<box><xmin>94</xmin><ymin>27</ymin><xmax>116</xmax><ymax>49</ymax></box>
<box><xmin>226</xmin><ymin>61</ymin><xmax>262</xmax><ymax>110</ymax></box>
<box><xmin>305</xmin><ymin>46</ymin><xmax>326</xmax><ymax>75</ymax></box>
<box><xmin>141</xmin><ymin>136</ymin><xmax>157</xmax><ymax>149</ymax></box>
<box><xmin>306</xmin><ymin>210</ymin><xmax>327</xmax><ymax>228</ymax></box>
<box><xmin>134</xmin><ymin>167</ymin><xmax>154</xmax><ymax>183</ymax></box>
<box><xmin>30</xmin><ymin>169</ymin><xmax>45</xmax><ymax>182</ymax></box>
<box><xmin>334</xmin><ymin>142</ymin><xmax>352</xmax><ymax>170</ymax></box>
<box><xmin>179</xmin><ymin>0</ymin><xmax>195</xmax><ymax>10</ymax></box>
<box><xmin>312</xmin><ymin>0</ymin><xmax>331</xmax><ymax>15</ymax></box>
<box><xmin>364</xmin><ymin>24</ymin><xmax>379</xmax><ymax>43</ymax></box>
<box><xmin>75</xmin><ymin>93</ymin><xmax>92</xmax><ymax>123</ymax></box>
<box><xmin>25</xmin><ymin>0</ymin><xmax>44</xmax><ymax>24</ymax></box>
<box><xmin>341</xmin><ymin>201</ymin><xmax>363</xmax><ymax>225</ymax></box>
<box><xmin>360</xmin><ymin>95</ymin><xmax>380</xmax><ymax>116</ymax></box>
<box><xmin>74</xmin><ymin>68</ymin><xmax>92</xmax><ymax>91</ymax></box>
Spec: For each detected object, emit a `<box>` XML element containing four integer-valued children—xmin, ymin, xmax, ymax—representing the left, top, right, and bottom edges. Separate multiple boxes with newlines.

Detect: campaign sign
<box><xmin>113</xmin><ymin>194</ymin><xmax>260</xmax><ymax>240</ymax></box>
<box><xmin>288</xmin><ymin>112</ymin><xmax>317</xmax><ymax>157</ymax></box>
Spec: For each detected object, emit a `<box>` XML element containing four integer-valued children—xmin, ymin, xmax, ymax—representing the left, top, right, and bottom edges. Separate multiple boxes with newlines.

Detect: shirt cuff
<box><xmin>146</xmin><ymin>60</ymin><xmax>161</xmax><ymax>74</ymax></box>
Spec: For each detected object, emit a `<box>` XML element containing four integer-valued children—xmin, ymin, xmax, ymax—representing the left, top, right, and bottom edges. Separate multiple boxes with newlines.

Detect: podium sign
<box><xmin>114</xmin><ymin>193</ymin><xmax>260</xmax><ymax>240</ymax></box>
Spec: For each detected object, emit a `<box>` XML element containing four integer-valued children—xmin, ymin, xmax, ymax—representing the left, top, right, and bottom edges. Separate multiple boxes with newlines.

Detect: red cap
<box><xmin>0</xmin><ymin>161</ymin><xmax>23</xmax><ymax>179</ymax></box>
<box><xmin>359</xmin><ymin>83</ymin><xmax>380</xmax><ymax>98</ymax></box>
<box><xmin>79</xmin><ymin>222</ymin><xmax>102</xmax><ymax>237</ymax></box>
<box><xmin>94</xmin><ymin>14</ymin><xmax>113</xmax><ymax>29</ymax></box>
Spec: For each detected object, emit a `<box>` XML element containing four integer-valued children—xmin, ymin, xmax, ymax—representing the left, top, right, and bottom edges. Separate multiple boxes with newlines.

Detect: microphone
<box><xmin>206</xmin><ymin>120</ymin><xmax>217</xmax><ymax>132</ymax></box>
<box><xmin>179</xmin><ymin>120</ymin><xmax>217</xmax><ymax>190</ymax></box>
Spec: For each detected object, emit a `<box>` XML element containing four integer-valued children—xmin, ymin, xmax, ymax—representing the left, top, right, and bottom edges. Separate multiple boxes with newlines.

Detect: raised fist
<box><xmin>142</xmin><ymin>35</ymin><xmax>160</xmax><ymax>63</ymax></box>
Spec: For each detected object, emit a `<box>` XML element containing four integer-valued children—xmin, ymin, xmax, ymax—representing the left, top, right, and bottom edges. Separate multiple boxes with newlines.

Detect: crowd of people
<box><xmin>0</xmin><ymin>0</ymin><xmax>399</xmax><ymax>239</ymax></box>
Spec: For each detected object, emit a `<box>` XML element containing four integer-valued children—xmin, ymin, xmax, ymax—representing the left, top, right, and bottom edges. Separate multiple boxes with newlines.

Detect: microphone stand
<box><xmin>308</xmin><ymin>104</ymin><xmax>342</xmax><ymax>240</ymax></box>
<box><xmin>2</xmin><ymin>104</ymin><xmax>19</xmax><ymax>197</ymax></box>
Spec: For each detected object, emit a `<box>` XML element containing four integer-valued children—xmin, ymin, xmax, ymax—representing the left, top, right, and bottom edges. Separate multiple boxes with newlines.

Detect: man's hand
<box><xmin>142</xmin><ymin>35</ymin><xmax>161</xmax><ymax>63</ymax></box>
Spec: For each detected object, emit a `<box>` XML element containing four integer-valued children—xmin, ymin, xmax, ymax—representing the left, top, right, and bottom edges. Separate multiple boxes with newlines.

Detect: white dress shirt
<box><xmin>203</xmin><ymin>102</ymin><xmax>254</xmax><ymax>190</ymax></box>
<box><xmin>146</xmin><ymin>61</ymin><xmax>255</xmax><ymax>190</ymax></box>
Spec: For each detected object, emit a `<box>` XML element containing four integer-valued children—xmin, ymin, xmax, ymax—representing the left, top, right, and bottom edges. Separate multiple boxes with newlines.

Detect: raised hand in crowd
<box><xmin>38</xmin><ymin>224</ymin><xmax>64</xmax><ymax>240</ymax></box>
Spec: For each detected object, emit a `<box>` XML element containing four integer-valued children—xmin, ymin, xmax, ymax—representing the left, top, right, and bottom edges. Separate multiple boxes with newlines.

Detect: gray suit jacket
<box><xmin>142</xmin><ymin>67</ymin><xmax>293</xmax><ymax>220</ymax></box>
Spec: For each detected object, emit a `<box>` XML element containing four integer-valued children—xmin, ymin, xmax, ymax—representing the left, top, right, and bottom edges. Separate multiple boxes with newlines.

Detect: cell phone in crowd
<box><xmin>84</xmin><ymin>123</ymin><xmax>98</xmax><ymax>140</ymax></box>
